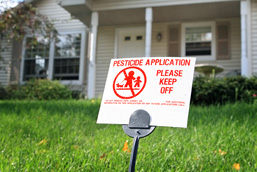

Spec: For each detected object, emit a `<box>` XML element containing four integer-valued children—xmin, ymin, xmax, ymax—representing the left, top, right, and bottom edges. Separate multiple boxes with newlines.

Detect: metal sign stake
<box><xmin>122</xmin><ymin>109</ymin><xmax>156</xmax><ymax>172</ymax></box>
<box><xmin>129</xmin><ymin>135</ymin><xmax>139</xmax><ymax>172</ymax></box>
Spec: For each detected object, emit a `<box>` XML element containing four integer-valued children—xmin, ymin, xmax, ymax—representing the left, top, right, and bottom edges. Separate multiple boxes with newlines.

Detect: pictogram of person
<box><xmin>134</xmin><ymin>76</ymin><xmax>142</xmax><ymax>87</ymax></box>
<box><xmin>124</xmin><ymin>71</ymin><xmax>135</xmax><ymax>88</ymax></box>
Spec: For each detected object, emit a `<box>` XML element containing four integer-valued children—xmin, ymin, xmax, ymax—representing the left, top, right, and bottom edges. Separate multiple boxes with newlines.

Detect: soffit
<box><xmin>98</xmin><ymin>1</ymin><xmax>240</xmax><ymax>26</ymax></box>
<box><xmin>153</xmin><ymin>1</ymin><xmax>240</xmax><ymax>22</ymax></box>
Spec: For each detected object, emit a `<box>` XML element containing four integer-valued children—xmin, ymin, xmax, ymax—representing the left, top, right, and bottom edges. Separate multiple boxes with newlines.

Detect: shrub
<box><xmin>5</xmin><ymin>84</ymin><xmax>27</xmax><ymax>99</ymax></box>
<box><xmin>0</xmin><ymin>85</ymin><xmax>8</xmax><ymax>99</ymax></box>
<box><xmin>6</xmin><ymin>79</ymin><xmax>72</xmax><ymax>100</ymax></box>
<box><xmin>71</xmin><ymin>90</ymin><xmax>85</xmax><ymax>99</ymax></box>
<box><xmin>191</xmin><ymin>76</ymin><xmax>257</xmax><ymax>105</ymax></box>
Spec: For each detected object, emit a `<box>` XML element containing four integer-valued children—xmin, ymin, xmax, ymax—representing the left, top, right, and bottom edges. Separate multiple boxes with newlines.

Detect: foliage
<box><xmin>191</xmin><ymin>76</ymin><xmax>257</xmax><ymax>105</ymax></box>
<box><xmin>6</xmin><ymin>79</ymin><xmax>72</xmax><ymax>100</ymax></box>
<box><xmin>0</xmin><ymin>1</ymin><xmax>57</xmax><ymax>41</ymax></box>
<box><xmin>0</xmin><ymin>1</ymin><xmax>57</xmax><ymax>77</ymax></box>
<box><xmin>71</xmin><ymin>90</ymin><xmax>85</xmax><ymax>99</ymax></box>
<box><xmin>5</xmin><ymin>83</ymin><xmax>27</xmax><ymax>99</ymax></box>
<box><xmin>0</xmin><ymin>100</ymin><xmax>256</xmax><ymax>171</ymax></box>
<box><xmin>0</xmin><ymin>84</ymin><xmax>8</xmax><ymax>99</ymax></box>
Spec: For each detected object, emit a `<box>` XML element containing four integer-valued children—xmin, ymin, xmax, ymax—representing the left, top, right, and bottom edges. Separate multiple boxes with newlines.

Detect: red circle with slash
<box><xmin>113</xmin><ymin>67</ymin><xmax>147</xmax><ymax>99</ymax></box>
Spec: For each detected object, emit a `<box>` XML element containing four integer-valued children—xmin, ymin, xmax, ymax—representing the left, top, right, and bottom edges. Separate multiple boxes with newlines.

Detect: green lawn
<box><xmin>0</xmin><ymin>100</ymin><xmax>256</xmax><ymax>171</ymax></box>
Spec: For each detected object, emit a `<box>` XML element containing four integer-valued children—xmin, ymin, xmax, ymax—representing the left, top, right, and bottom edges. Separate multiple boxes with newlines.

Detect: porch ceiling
<box><xmin>153</xmin><ymin>1</ymin><xmax>240</xmax><ymax>23</ymax></box>
<box><xmin>98</xmin><ymin>8</ymin><xmax>145</xmax><ymax>26</ymax></box>
<box><xmin>98</xmin><ymin>1</ymin><xmax>240</xmax><ymax>26</ymax></box>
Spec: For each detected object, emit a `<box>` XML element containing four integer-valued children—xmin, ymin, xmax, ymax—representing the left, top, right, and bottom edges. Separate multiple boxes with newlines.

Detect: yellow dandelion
<box><xmin>233</xmin><ymin>163</ymin><xmax>240</xmax><ymax>170</ymax></box>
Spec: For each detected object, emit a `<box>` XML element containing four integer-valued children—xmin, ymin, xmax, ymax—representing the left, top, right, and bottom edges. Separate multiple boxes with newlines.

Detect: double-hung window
<box><xmin>21</xmin><ymin>31</ymin><xmax>85</xmax><ymax>84</ymax></box>
<box><xmin>181</xmin><ymin>22</ymin><xmax>215</xmax><ymax>61</ymax></box>
<box><xmin>23</xmin><ymin>37</ymin><xmax>50</xmax><ymax>80</ymax></box>
<box><xmin>54</xmin><ymin>33</ymin><xmax>81</xmax><ymax>80</ymax></box>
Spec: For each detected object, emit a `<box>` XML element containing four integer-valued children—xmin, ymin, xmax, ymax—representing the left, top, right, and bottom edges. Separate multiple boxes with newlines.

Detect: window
<box><xmin>23</xmin><ymin>37</ymin><xmax>50</xmax><ymax>81</ymax></box>
<box><xmin>185</xmin><ymin>27</ymin><xmax>212</xmax><ymax>55</ymax></box>
<box><xmin>54</xmin><ymin>33</ymin><xmax>81</xmax><ymax>80</ymax></box>
<box><xmin>136</xmin><ymin>36</ymin><xmax>143</xmax><ymax>40</ymax></box>
<box><xmin>124</xmin><ymin>36</ymin><xmax>131</xmax><ymax>41</ymax></box>
<box><xmin>21</xmin><ymin>31</ymin><xmax>85</xmax><ymax>84</ymax></box>
<box><xmin>181</xmin><ymin>22</ymin><xmax>215</xmax><ymax>61</ymax></box>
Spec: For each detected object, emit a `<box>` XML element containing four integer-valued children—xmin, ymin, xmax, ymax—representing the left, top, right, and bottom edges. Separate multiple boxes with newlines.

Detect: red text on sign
<box><xmin>159</xmin><ymin>78</ymin><xmax>177</xmax><ymax>85</ymax></box>
<box><xmin>145</xmin><ymin>58</ymin><xmax>191</xmax><ymax>66</ymax></box>
<box><xmin>156</xmin><ymin>70</ymin><xmax>183</xmax><ymax>77</ymax></box>
<box><xmin>160</xmin><ymin>87</ymin><xmax>173</xmax><ymax>94</ymax></box>
<box><xmin>113</xmin><ymin>59</ymin><xmax>143</xmax><ymax>67</ymax></box>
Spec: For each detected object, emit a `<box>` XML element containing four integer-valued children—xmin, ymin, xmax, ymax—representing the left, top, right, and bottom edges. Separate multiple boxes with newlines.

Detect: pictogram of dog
<box><xmin>116</xmin><ymin>83</ymin><xmax>123</xmax><ymax>87</ymax></box>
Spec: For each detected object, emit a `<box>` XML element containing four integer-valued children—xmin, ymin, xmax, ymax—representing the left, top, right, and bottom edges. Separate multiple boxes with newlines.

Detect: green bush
<box><xmin>2</xmin><ymin>77</ymin><xmax>256</xmax><ymax>103</ymax></box>
<box><xmin>191</xmin><ymin>76</ymin><xmax>257</xmax><ymax>105</ymax></box>
<box><xmin>0</xmin><ymin>85</ymin><xmax>8</xmax><ymax>99</ymax></box>
<box><xmin>6</xmin><ymin>79</ymin><xmax>72</xmax><ymax>100</ymax></box>
<box><xmin>71</xmin><ymin>90</ymin><xmax>85</xmax><ymax>99</ymax></box>
<box><xmin>5</xmin><ymin>84</ymin><xmax>27</xmax><ymax>99</ymax></box>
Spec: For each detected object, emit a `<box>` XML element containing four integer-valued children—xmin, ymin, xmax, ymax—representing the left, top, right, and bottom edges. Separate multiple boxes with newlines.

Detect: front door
<box><xmin>117</xmin><ymin>27</ymin><xmax>145</xmax><ymax>58</ymax></box>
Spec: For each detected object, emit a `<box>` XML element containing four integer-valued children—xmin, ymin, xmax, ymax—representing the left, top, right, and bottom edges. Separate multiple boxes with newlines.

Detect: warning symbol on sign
<box><xmin>113</xmin><ymin>67</ymin><xmax>147</xmax><ymax>99</ymax></box>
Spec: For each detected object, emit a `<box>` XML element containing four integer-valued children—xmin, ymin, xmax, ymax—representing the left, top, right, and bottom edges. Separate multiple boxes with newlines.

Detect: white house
<box><xmin>0</xmin><ymin>0</ymin><xmax>256</xmax><ymax>98</ymax></box>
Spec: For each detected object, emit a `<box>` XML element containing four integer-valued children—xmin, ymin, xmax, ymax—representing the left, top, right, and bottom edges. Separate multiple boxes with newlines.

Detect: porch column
<box><xmin>87</xmin><ymin>12</ymin><xmax>98</xmax><ymax>99</ymax></box>
<box><xmin>240</xmin><ymin>0</ymin><xmax>248</xmax><ymax>76</ymax></box>
<box><xmin>145</xmin><ymin>7</ymin><xmax>152</xmax><ymax>57</ymax></box>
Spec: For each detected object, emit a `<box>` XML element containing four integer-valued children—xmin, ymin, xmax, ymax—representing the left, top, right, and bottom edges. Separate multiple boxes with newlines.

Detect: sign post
<box><xmin>97</xmin><ymin>57</ymin><xmax>196</xmax><ymax>171</ymax></box>
<box><xmin>122</xmin><ymin>109</ymin><xmax>155</xmax><ymax>172</ymax></box>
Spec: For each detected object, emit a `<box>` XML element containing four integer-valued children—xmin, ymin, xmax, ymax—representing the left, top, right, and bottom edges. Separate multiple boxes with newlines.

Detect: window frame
<box><xmin>181</xmin><ymin>22</ymin><xmax>216</xmax><ymax>61</ymax></box>
<box><xmin>20</xmin><ymin>30</ymin><xmax>86</xmax><ymax>85</ymax></box>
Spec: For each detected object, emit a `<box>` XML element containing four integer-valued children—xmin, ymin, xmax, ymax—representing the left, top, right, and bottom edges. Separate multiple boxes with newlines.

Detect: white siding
<box><xmin>0</xmin><ymin>38</ymin><xmax>12</xmax><ymax>86</ymax></box>
<box><xmin>252</xmin><ymin>0</ymin><xmax>257</xmax><ymax>75</ymax></box>
<box><xmin>95</xmin><ymin>26</ymin><xmax>115</xmax><ymax>96</ymax></box>
<box><xmin>151</xmin><ymin>23</ymin><xmax>169</xmax><ymax>57</ymax></box>
<box><xmin>94</xmin><ymin>0</ymin><xmax>240</xmax><ymax>11</ymax></box>
<box><xmin>35</xmin><ymin>0</ymin><xmax>86</xmax><ymax>31</ymax></box>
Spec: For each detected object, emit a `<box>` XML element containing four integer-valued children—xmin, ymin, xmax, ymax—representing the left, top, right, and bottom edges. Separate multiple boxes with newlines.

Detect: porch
<box><xmin>60</xmin><ymin>0</ymin><xmax>251</xmax><ymax>98</ymax></box>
